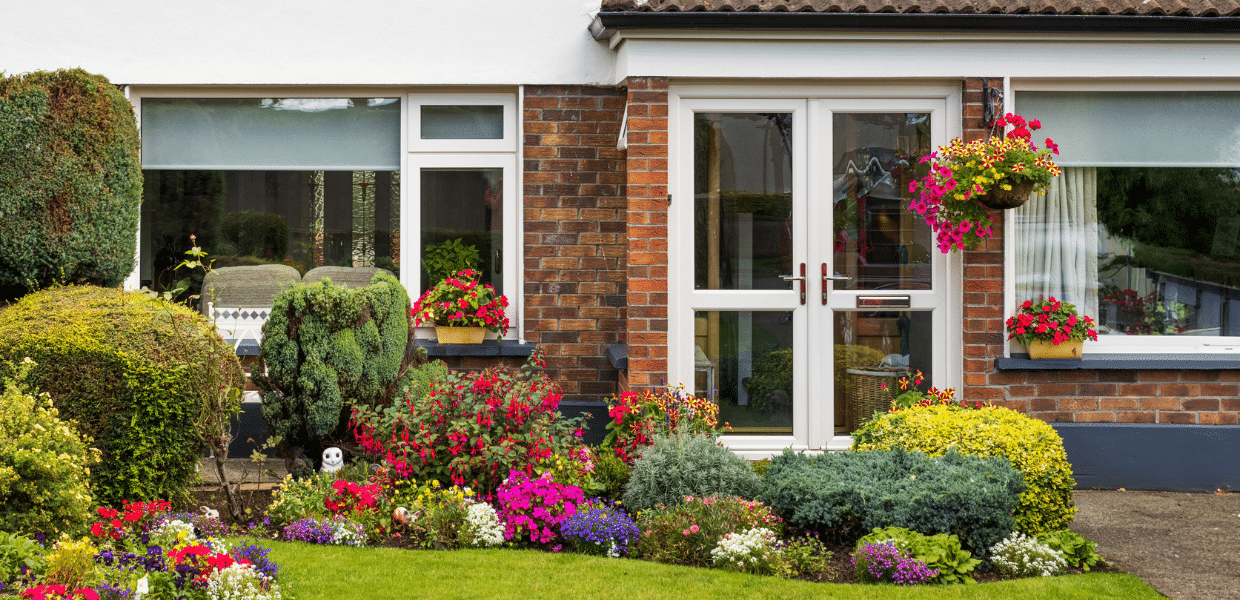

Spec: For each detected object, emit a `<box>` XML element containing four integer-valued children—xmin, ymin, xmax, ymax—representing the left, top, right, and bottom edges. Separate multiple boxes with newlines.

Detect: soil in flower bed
<box><xmin>190</xmin><ymin>486</ymin><xmax>277</xmax><ymax>528</ymax></box>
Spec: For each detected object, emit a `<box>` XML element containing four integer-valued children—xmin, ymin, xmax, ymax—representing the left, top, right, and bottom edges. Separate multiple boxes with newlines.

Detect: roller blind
<box><xmin>142</xmin><ymin>98</ymin><xmax>400</xmax><ymax>170</ymax></box>
<box><xmin>1019</xmin><ymin>91</ymin><xmax>1240</xmax><ymax>167</ymax></box>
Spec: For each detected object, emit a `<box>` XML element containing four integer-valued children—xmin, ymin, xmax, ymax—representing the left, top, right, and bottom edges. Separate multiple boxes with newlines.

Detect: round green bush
<box><xmin>851</xmin><ymin>404</ymin><xmax>1077</xmax><ymax>534</ymax></box>
<box><xmin>0</xmin><ymin>69</ymin><xmax>142</xmax><ymax>302</ymax></box>
<box><xmin>254</xmin><ymin>272</ymin><xmax>411</xmax><ymax>465</ymax></box>
<box><xmin>0</xmin><ymin>285</ymin><xmax>244</xmax><ymax>505</ymax></box>
<box><xmin>0</xmin><ymin>362</ymin><xmax>99</xmax><ymax>536</ymax></box>
<box><xmin>622</xmin><ymin>432</ymin><xmax>763</xmax><ymax>513</ymax></box>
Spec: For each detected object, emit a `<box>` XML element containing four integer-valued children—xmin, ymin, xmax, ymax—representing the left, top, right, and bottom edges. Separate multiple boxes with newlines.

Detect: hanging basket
<box><xmin>434</xmin><ymin>326</ymin><xmax>488</xmax><ymax>344</ymax></box>
<box><xmin>978</xmin><ymin>180</ymin><xmax>1036</xmax><ymax>210</ymax></box>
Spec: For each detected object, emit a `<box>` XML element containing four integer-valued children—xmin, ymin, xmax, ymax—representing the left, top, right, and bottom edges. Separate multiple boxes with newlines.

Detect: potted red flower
<box><xmin>1006</xmin><ymin>297</ymin><xmax>1098</xmax><ymax>359</ymax></box>
<box><xmin>412</xmin><ymin>269</ymin><xmax>509</xmax><ymax>343</ymax></box>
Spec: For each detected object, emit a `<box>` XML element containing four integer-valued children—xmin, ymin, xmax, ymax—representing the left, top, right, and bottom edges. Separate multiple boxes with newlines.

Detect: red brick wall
<box><xmin>622</xmin><ymin>77</ymin><xmax>670</xmax><ymax>390</ymax></box>
<box><xmin>522</xmin><ymin>85</ymin><xmax>628</xmax><ymax>403</ymax></box>
<box><xmin>959</xmin><ymin>78</ymin><xmax>1240</xmax><ymax>425</ymax></box>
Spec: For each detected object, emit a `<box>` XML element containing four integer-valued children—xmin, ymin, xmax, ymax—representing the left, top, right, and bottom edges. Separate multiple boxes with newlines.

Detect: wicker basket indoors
<box><xmin>845</xmin><ymin>368</ymin><xmax>902</xmax><ymax>432</ymax></box>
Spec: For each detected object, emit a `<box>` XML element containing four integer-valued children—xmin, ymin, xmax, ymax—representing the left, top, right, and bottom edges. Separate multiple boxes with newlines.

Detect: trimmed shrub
<box><xmin>0</xmin><ymin>285</ymin><xmax>243</xmax><ymax>505</ymax></box>
<box><xmin>761</xmin><ymin>448</ymin><xmax>1024</xmax><ymax>553</ymax></box>
<box><xmin>254</xmin><ymin>272</ymin><xmax>411</xmax><ymax>465</ymax></box>
<box><xmin>0</xmin><ymin>361</ymin><xmax>99</xmax><ymax>536</ymax></box>
<box><xmin>622</xmin><ymin>431</ymin><xmax>763</xmax><ymax>513</ymax></box>
<box><xmin>852</xmin><ymin>404</ymin><xmax>1077</xmax><ymax>534</ymax></box>
<box><xmin>0</xmin><ymin>69</ymin><xmax>141</xmax><ymax>302</ymax></box>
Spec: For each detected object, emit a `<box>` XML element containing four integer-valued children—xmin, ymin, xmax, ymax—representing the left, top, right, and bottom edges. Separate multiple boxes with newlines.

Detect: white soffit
<box><xmin>609</xmin><ymin>30</ymin><xmax>1240</xmax><ymax>81</ymax></box>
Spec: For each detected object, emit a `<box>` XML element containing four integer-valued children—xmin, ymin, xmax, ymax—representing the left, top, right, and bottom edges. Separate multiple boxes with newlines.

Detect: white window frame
<box><xmin>126</xmin><ymin>85</ymin><xmax>410</xmax><ymax>294</ymax></box>
<box><xmin>1006</xmin><ymin>78</ymin><xmax>1240</xmax><ymax>356</ymax></box>
<box><xmin>407</xmin><ymin>91</ymin><xmax>521</xmax><ymax>341</ymax></box>
<box><xmin>668</xmin><ymin>82</ymin><xmax>963</xmax><ymax>457</ymax></box>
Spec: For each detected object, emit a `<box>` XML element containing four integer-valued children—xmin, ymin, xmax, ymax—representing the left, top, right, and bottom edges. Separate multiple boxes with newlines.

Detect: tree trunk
<box><xmin>210</xmin><ymin>433</ymin><xmax>244</xmax><ymax>524</ymax></box>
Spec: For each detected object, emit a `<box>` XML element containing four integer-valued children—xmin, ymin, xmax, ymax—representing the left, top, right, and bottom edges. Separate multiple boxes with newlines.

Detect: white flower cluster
<box><xmin>150</xmin><ymin>519</ymin><xmax>197</xmax><ymax>547</ymax></box>
<box><xmin>206</xmin><ymin>563</ymin><xmax>282</xmax><ymax>600</ymax></box>
<box><xmin>710</xmin><ymin>528</ymin><xmax>780</xmax><ymax>573</ymax></box>
<box><xmin>463</xmin><ymin>502</ymin><xmax>505</xmax><ymax>548</ymax></box>
<box><xmin>989</xmin><ymin>532</ymin><xmax>1067</xmax><ymax>578</ymax></box>
<box><xmin>329</xmin><ymin>517</ymin><xmax>367</xmax><ymax>547</ymax></box>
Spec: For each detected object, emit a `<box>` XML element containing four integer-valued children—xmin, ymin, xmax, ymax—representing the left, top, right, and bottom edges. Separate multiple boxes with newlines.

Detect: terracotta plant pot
<box><xmin>1026</xmin><ymin>339</ymin><xmax>1083</xmax><ymax>359</ymax></box>
<box><xmin>434</xmin><ymin>326</ymin><xmax>488</xmax><ymax>344</ymax></box>
<box><xmin>978</xmin><ymin>180</ymin><xmax>1036</xmax><ymax>210</ymax></box>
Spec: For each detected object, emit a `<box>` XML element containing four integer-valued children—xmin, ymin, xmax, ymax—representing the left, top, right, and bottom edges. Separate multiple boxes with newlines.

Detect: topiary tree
<box><xmin>253</xmin><ymin>272</ymin><xmax>412</xmax><ymax>469</ymax></box>
<box><xmin>0</xmin><ymin>359</ymin><xmax>99</xmax><ymax>536</ymax></box>
<box><xmin>851</xmin><ymin>404</ymin><xmax>1077</xmax><ymax>534</ymax></box>
<box><xmin>0</xmin><ymin>69</ymin><xmax>142</xmax><ymax>302</ymax></box>
<box><xmin>0</xmin><ymin>285</ymin><xmax>244</xmax><ymax>506</ymax></box>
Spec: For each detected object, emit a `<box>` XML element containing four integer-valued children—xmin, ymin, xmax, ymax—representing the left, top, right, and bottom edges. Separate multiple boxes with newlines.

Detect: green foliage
<box><xmin>589</xmin><ymin>448</ymin><xmax>632</xmax><ymax>501</ymax></box>
<box><xmin>0</xmin><ymin>363</ymin><xmax>98</xmax><ymax>537</ymax></box>
<box><xmin>219</xmin><ymin>210</ymin><xmax>290</xmax><ymax>260</ymax></box>
<box><xmin>421</xmin><ymin>238</ymin><xmax>480</xmax><ymax>289</ymax></box>
<box><xmin>622</xmin><ymin>431</ymin><xmax>763</xmax><ymax>513</ymax></box>
<box><xmin>742</xmin><ymin>349</ymin><xmax>791</xmax><ymax>413</ymax></box>
<box><xmin>0</xmin><ymin>69</ymin><xmax>142</xmax><ymax>301</ymax></box>
<box><xmin>44</xmin><ymin>535</ymin><xmax>97</xmax><ymax>589</ymax></box>
<box><xmin>856</xmin><ymin>527</ymin><xmax>982</xmax><ymax>584</ymax></box>
<box><xmin>0</xmin><ymin>531</ymin><xmax>46</xmax><ymax>585</ymax></box>
<box><xmin>254</xmin><ymin>272</ymin><xmax>412</xmax><ymax>463</ymax></box>
<box><xmin>775</xmin><ymin>533</ymin><xmax>834</xmax><ymax>579</ymax></box>
<box><xmin>0</xmin><ymin>285</ymin><xmax>242</xmax><ymax>506</ymax></box>
<box><xmin>634</xmin><ymin>496</ymin><xmax>782</xmax><ymax>567</ymax></box>
<box><xmin>266</xmin><ymin>473</ymin><xmax>335</xmax><ymax>527</ymax></box>
<box><xmin>1036</xmin><ymin>530</ymin><xmax>1101</xmax><ymax>572</ymax></box>
<box><xmin>761</xmin><ymin>448</ymin><xmax>1025</xmax><ymax>553</ymax></box>
<box><xmin>391</xmin><ymin>359</ymin><xmax>447</xmax><ymax>403</ymax></box>
<box><xmin>352</xmin><ymin>351</ymin><xmax>588</xmax><ymax>498</ymax></box>
<box><xmin>852</xmin><ymin>404</ymin><xmax>1077</xmax><ymax>535</ymax></box>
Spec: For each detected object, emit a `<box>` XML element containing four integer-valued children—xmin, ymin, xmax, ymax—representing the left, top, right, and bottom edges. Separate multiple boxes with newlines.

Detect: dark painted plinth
<box><xmin>1054</xmin><ymin>423</ymin><xmax>1240</xmax><ymax>492</ymax></box>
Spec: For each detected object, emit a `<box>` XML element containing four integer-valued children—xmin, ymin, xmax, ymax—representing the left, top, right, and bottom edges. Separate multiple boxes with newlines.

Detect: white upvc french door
<box><xmin>670</xmin><ymin>90</ymin><xmax>961</xmax><ymax>457</ymax></box>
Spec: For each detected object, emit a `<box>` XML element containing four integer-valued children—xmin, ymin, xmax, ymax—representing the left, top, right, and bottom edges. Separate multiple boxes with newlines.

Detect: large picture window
<box><xmin>1011</xmin><ymin>90</ymin><xmax>1240</xmax><ymax>351</ymax></box>
<box><xmin>139</xmin><ymin>97</ymin><xmax>402</xmax><ymax>293</ymax></box>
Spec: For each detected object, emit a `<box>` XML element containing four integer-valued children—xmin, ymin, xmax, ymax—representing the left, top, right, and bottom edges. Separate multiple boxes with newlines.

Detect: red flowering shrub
<box><xmin>87</xmin><ymin>500</ymin><xmax>171</xmax><ymax>544</ymax></box>
<box><xmin>602</xmin><ymin>384</ymin><xmax>723</xmax><ymax>464</ymax></box>
<box><xmin>324</xmin><ymin>480</ymin><xmax>381</xmax><ymax>516</ymax></box>
<box><xmin>351</xmin><ymin>349</ymin><xmax>587</xmax><ymax>497</ymax></box>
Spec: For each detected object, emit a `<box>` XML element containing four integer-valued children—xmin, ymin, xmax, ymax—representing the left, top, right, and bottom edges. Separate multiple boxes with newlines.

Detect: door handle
<box><xmin>781</xmin><ymin>263</ymin><xmax>807</xmax><ymax>304</ymax></box>
<box><xmin>822</xmin><ymin>264</ymin><xmax>852</xmax><ymax>305</ymax></box>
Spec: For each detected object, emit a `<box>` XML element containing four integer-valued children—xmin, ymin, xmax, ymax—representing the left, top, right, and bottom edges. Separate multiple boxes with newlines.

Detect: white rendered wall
<box><xmin>2</xmin><ymin>0</ymin><xmax>615</xmax><ymax>86</ymax></box>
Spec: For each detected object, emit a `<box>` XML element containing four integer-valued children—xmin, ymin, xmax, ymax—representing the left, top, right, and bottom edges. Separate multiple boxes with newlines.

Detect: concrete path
<box><xmin>1072</xmin><ymin>490</ymin><xmax>1240</xmax><ymax>600</ymax></box>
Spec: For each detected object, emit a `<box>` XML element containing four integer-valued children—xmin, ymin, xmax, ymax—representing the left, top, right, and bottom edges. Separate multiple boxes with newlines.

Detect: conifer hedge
<box><xmin>0</xmin><ymin>69</ymin><xmax>141</xmax><ymax>302</ymax></box>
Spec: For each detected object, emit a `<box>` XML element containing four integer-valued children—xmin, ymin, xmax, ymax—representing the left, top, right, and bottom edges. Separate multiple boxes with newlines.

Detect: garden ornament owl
<box><xmin>320</xmin><ymin>447</ymin><xmax>344</xmax><ymax>473</ymax></box>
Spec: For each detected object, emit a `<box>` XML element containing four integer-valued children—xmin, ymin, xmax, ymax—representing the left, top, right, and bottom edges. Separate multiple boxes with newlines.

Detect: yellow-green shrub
<box><xmin>0</xmin><ymin>285</ymin><xmax>244</xmax><ymax>505</ymax></box>
<box><xmin>851</xmin><ymin>404</ymin><xmax>1076</xmax><ymax>534</ymax></box>
<box><xmin>0</xmin><ymin>362</ymin><xmax>99</xmax><ymax>536</ymax></box>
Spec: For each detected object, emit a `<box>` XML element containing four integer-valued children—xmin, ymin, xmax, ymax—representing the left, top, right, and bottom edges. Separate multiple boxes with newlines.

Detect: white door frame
<box><xmin>668</xmin><ymin>83</ymin><xmax>964</xmax><ymax>458</ymax></box>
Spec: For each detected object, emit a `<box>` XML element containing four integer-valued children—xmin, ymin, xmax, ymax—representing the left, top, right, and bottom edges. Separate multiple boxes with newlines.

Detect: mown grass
<box><xmin>261</xmin><ymin>540</ymin><xmax>1164</xmax><ymax>600</ymax></box>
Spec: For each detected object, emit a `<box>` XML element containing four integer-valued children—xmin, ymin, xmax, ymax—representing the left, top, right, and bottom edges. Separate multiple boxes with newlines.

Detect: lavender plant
<box><xmin>560</xmin><ymin>502</ymin><xmax>640</xmax><ymax>557</ymax></box>
<box><xmin>851</xmin><ymin>542</ymin><xmax>939</xmax><ymax>585</ymax></box>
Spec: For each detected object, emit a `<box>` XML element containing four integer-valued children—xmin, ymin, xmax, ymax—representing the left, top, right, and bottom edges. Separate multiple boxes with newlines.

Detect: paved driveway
<box><xmin>1071</xmin><ymin>490</ymin><xmax>1240</xmax><ymax>600</ymax></box>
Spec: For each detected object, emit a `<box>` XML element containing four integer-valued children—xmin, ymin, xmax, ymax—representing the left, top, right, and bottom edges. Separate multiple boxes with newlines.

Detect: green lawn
<box><xmin>262</xmin><ymin>541</ymin><xmax>1164</xmax><ymax>600</ymax></box>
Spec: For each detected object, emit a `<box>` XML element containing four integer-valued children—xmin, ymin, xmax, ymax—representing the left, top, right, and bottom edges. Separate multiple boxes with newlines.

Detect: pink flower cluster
<box><xmin>496</xmin><ymin>470</ymin><xmax>585</xmax><ymax>545</ymax></box>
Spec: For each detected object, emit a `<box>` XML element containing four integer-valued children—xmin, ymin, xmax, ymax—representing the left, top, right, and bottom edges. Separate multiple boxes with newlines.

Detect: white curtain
<box><xmin>1013</xmin><ymin>167</ymin><xmax>1099</xmax><ymax>319</ymax></box>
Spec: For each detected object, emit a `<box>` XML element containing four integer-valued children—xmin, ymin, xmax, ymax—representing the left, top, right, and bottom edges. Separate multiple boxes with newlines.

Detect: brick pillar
<box><xmin>960</xmin><ymin>77</ymin><xmax>1011</xmax><ymax>405</ymax></box>
<box><xmin>522</xmin><ymin>85</ymin><xmax>628</xmax><ymax>402</ymax></box>
<box><xmin>623</xmin><ymin>77</ymin><xmax>670</xmax><ymax>390</ymax></box>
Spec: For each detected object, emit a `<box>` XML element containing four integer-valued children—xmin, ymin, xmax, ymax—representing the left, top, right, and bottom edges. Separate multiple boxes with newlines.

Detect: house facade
<box><xmin>7</xmin><ymin>0</ymin><xmax>1239</xmax><ymax>489</ymax></box>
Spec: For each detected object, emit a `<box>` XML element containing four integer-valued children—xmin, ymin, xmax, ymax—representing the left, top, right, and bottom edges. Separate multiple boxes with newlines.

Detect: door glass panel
<box><xmin>421</xmin><ymin>169</ymin><xmax>503</xmax><ymax>295</ymax></box>
<box><xmin>694</xmin><ymin>113</ymin><xmax>794</xmax><ymax>291</ymax></box>
<box><xmin>832</xmin><ymin>113</ymin><xmax>934</xmax><ymax>290</ymax></box>
<box><xmin>696</xmin><ymin>310</ymin><xmax>794</xmax><ymax>435</ymax></box>
<box><xmin>834</xmin><ymin>311</ymin><xmax>934</xmax><ymax>434</ymax></box>
<box><xmin>421</xmin><ymin>105</ymin><xmax>504</xmax><ymax>140</ymax></box>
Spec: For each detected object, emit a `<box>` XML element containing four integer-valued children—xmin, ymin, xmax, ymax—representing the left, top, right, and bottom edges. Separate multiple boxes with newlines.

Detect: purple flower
<box><xmin>851</xmin><ymin>542</ymin><xmax>939</xmax><ymax>585</ymax></box>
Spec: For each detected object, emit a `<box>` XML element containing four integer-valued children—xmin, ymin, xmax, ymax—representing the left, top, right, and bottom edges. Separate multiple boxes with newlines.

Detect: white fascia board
<box><xmin>610</xmin><ymin>30</ymin><xmax>1240</xmax><ymax>82</ymax></box>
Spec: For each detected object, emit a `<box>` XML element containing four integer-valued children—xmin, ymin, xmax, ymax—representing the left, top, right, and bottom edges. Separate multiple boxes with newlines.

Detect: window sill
<box><xmin>995</xmin><ymin>353</ymin><xmax>1240</xmax><ymax>370</ymax></box>
<box><xmin>415</xmin><ymin>339</ymin><xmax>538</xmax><ymax>358</ymax></box>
